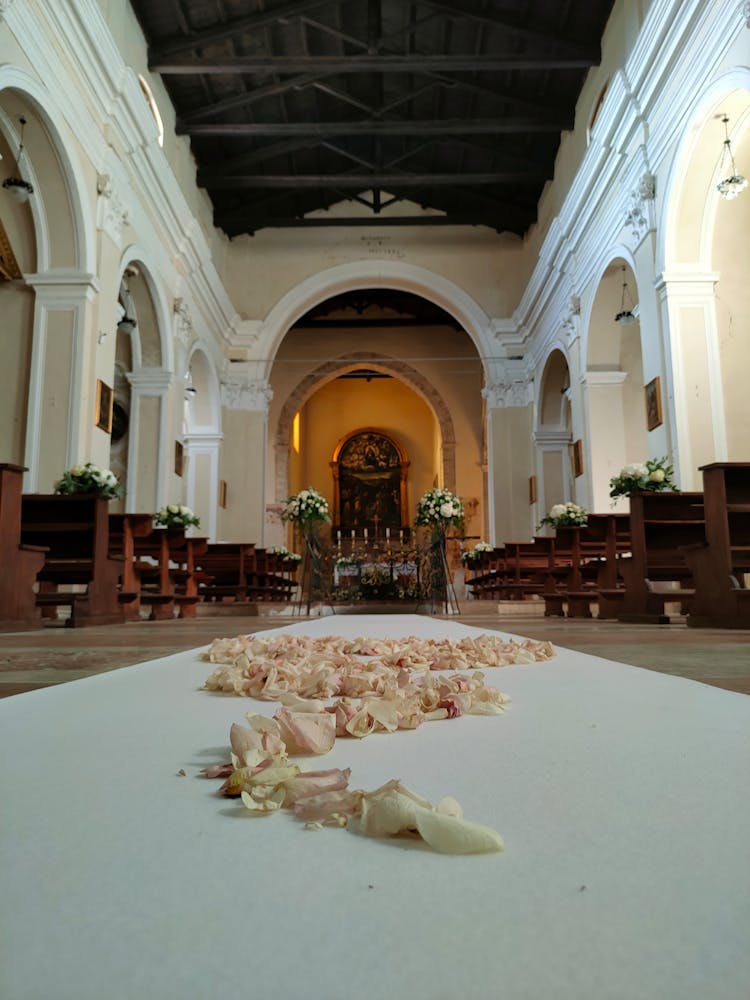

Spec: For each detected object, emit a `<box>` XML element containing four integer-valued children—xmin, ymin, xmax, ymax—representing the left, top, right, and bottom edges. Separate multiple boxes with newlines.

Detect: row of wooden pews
<box><xmin>466</xmin><ymin>463</ymin><xmax>750</xmax><ymax>627</ymax></box>
<box><xmin>0</xmin><ymin>464</ymin><xmax>300</xmax><ymax>629</ymax></box>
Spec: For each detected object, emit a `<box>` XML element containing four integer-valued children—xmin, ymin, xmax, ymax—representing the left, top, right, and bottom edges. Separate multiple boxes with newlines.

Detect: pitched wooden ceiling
<box><xmin>131</xmin><ymin>0</ymin><xmax>615</xmax><ymax>238</ymax></box>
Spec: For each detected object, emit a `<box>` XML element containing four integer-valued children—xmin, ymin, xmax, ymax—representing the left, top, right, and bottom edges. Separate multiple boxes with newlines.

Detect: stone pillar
<box><xmin>183</xmin><ymin>431</ymin><xmax>223</xmax><ymax>541</ymax></box>
<box><xmin>482</xmin><ymin>379</ymin><xmax>534</xmax><ymax>544</ymax></box>
<box><xmin>219</xmin><ymin>372</ymin><xmax>273</xmax><ymax>543</ymax></box>
<box><xmin>532</xmin><ymin>428</ymin><xmax>572</xmax><ymax>519</ymax></box>
<box><xmin>579</xmin><ymin>370</ymin><xmax>628</xmax><ymax>512</ymax></box>
<box><xmin>126</xmin><ymin>369</ymin><xmax>173</xmax><ymax>512</ymax></box>
<box><xmin>655</xmin><ymin>271</ymin><xmax>724</xmax><ymax>489</ymax></box>
<box><xmin>23</xmin><ymin>271</ymin><xmax>99</xmax><ymax>491</ymax></box>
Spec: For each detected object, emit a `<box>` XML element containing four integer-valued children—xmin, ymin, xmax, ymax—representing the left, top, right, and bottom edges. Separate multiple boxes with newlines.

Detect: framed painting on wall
<box><xmin>572</xmin><ymin>439</ymin><xmax>584</xmax><ymax>478</ymax></box>
<box><xmin>174</xmin><ymin>440</ymin><xmax>184</xmax><ymax>477</ymax></box>
<box><xmin>644</xmin><ymin>376</ymin><xmax>663</xmax><ymax>431</ymax></box>
<box><xmin>529</xmin><ymin>475</ymin><xmax>537</xmax><ymax>505</ymax></box>
<box><xmin>218</xmin><ymin>479</ymin><xmax>227</xmax><ymax>508</ymax></box>
<box><xmin>95</xmin><ymin>379</ymin><xmax>114</xmax><ymax>434</ymax></box>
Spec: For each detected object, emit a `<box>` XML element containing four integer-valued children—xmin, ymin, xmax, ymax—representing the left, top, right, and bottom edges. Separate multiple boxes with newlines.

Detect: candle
<box><xmin>351</xmin><ymin>529</ymin><xmax>355</xmax><ymax>540</ymax></box>
<box><xmin>399</xmin><ymin>529</ymin><xmax>404</xmax><ymax>541</ymax></box>
<box><xmin>337</xmin><ymin>530</ymin><xmax>341</xmax><ymax>541</ymax></box>
<box><xmin>364</xmin><ymin>528</ymin><xmax>368</xmax><ymax>539</ymax></box>
<box><xmin>386</xmin><ymin>527</ymin><xmax>390</xmax><ymax>539</ymax></box>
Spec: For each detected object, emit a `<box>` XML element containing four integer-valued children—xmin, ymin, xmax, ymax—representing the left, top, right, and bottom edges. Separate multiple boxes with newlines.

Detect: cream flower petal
<box><xmin>240</xmin><ymin>788</ymin><xmax>286</xmax><ymax>813</ymax></box>
<box><xmin>274</xmin><ymin>708</ymin><xmax>337</xmax><ymax>755</ymax></box>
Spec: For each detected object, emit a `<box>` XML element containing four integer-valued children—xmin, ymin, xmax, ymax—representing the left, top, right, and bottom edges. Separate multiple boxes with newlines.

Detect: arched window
<box><xmin>587</xmin><ymin>81</ymin><xmax>609</xmax><ymax>146</ymax></box>
<box><xmin>138</xmin><ymin>74</ymin><xmax>164</xmax><ymax>147</ymax></box>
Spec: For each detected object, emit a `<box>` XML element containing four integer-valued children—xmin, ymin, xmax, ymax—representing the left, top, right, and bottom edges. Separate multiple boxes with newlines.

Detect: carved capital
<box><xmin>0</xmin><ymin>0</ymin><xmax>16</xmax><ymax>20</ymax></box>
<box><xmin>220</xmin><ymin>376</ymin><xmax>274</xmax><ymax>412</ymax></box>
<box><xmin>482</xmin><ymin>379</ymin><xmax>533</xmax><ymax>408</ymax></box>
<box><xmin>624</xmin><ymin>174</ymin><xmax>656</xmax><ymax>242</ymax></box>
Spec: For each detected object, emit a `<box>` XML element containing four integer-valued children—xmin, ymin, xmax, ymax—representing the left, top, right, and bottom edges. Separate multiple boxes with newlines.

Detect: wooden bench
<box><xmin>0</xmin><ymin>464</ymin><xmax>47</xmax><ymax>629</ymax></box>
<box><xmin>616</xmin><ymin>492</ymin><xmax>705</xmax><ymax>624</ymax></box>
<box><xmin>684</xmin><ymin>463</ymin><xmax>750</xmax><ymax>628</ymax></box>
<box><xmin>248</xmin><ymin>548</ymin><xmax>298</xmax><ymax>602</ymax></box>
<box><xmin>20</xmin><ymin>494</ymin><xmax>133</xmax><ymax>627</ymax></box>
<box><xmin>547</xmin><ymin>514</ymin><xmax>630</xmax><ymax>619</ymax></box>
<box><xmin>196</xmin><ymin>542</ymin><xmax>256</xmax><ymax>603</ymax></box>
<box><xmin>131</xmin><ymin>527</ymin><xmax>208</xmax><ymax>620</ymax></box>
<box><xmin>108</xmin><ymin>513</ymin><xmax>159</xmax><ymax>619</ymax></box>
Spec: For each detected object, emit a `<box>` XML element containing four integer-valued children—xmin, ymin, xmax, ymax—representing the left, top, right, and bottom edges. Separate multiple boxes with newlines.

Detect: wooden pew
<box><xmin>684</xmin><ymin>463</ymin><xmax>750</xmax><ymax>628</ymax></box>
<box><xmin>20</xmin><ymin>494</ymin><xmax>132</xmax><ymax>627</ymax></box>
<box><xmin>0</xmin><ymin>464</ymin><xmax>47</xmax><ymax>629</ymax></box>
<box><xmin>248</xmin><ymin>548</ymin><xmax>298</xmax><ymax>602</ymax></box>
<box><xmin>465</xmin><ymin>547</ymin><xmax>508</xmax><ymax>600</ymax></box>
<box><xmin>196</xmin><ymin>542</ymin><xmax>256</xmax><ymax>603</ymax></box>
<box><xmin>616</xmin><ymin>492</ymin><xmax>705</xmax><ymax>624</ymax></box>
<box><xmin>108</xmin><ymin>513</ymin><xmax>157</xmax><ymax>619</ymax></box>
<box><xmin>547</xmin><ymin>514</ymin><xmax>630</xmax><ymax>618</ymax></box>
<box><xmin>132</xmin><ymin>527</ymin><xmax>208</xmax><ymax>620</ymax></box>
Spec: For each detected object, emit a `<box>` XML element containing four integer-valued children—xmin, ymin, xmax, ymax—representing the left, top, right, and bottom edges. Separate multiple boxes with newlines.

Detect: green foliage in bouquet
<box><xmin>55</xmin><ymin>463</ymin><xmax>124</xmax><ymax>501</ymax></box>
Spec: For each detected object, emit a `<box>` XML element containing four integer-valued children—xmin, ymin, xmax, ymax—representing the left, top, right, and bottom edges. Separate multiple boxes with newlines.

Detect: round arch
<box><xmin>117</xmin><ymin>246</ymin><xmax>175</xmax><ymax>374</ymax></box>
<box><xmin>0</xmin><ymin>65</ymin><xmax>94</xmax><ymax>274</ymax></box>
<box><xmin>274</xmin><ymin>352</ymin><xmax>457</xmax><ymax>505</ymax></box>
<box><xmin>257</xmin><ymin>260</ymin><xmax>494</xmax><ymax>377</ymax></box>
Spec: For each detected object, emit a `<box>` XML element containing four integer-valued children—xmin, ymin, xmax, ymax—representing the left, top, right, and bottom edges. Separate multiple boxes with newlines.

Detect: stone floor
<box><xmin>1</xmin><ymin>602</ymin><xmax>749</xmax><ymax>699</ymax></box>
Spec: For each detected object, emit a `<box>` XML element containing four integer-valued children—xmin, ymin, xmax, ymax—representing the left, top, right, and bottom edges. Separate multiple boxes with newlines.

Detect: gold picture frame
<box><xmin>572</xmin><ymin>439</ymin><xmax>584</xmax><ymax>478</ymax></box>
<box><xmin>95</xmin><ymin>379</ymin><xmax>114</xmax><ymax>434</ymax></box>
<box><xmin>529</xmin><ymin>475</ymin><xmax>537</xmax><ymax>505</ymax></box>
<box><xmin>174</xmin><ymin>440</ymin><xmax>184</xmax><ymax>477</ymax></box>
<box><xmin>218</xmin><ymin>479</ymin><xmax>228</xmax><ymax>508</ymax></box>
<box><xmin>644</xmin><ymin>376</ymin><xmax>663</xmax><ymax>431</ymax></box>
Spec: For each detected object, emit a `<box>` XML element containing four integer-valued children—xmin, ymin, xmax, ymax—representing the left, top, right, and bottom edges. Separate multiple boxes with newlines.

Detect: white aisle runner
<box><xmin>1</xmin><ymin>615</ymin><xmax>749</xmax><ymax>1000</ymax></box>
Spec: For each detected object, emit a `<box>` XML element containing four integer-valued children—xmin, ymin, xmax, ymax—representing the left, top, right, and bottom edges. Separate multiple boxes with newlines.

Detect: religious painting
<box><xmin>174</xmin><ymin>440</ymin><xmax>184</xmax><ymax>477</ymax></box>
<box><xmin>529</xmin><ymin>475</ymin><xmax>537</xmax><ymax>505</ymax></box>
<box><xmin>95</xmin><ymin>379</ymin><xmax>114</xmax><ymax>434</ymax></box>
<box><xmin>218</xmin><ymin>479</ymin><xmax>228</xmax><ymax>508</ymax></box>
<box><xmin>644</xmin><ymin>376</ymin><xmax>662</xmax><ymax>431</ymax></box>
<box><xmin>333</xmin><ymin>430</ymin><xmax>407</xmax><ymax>532</ymax></box>
<box><xmin>572</xmin><ymin>439</ymin><xmax>584</xmax><ymax>478</ymax></box>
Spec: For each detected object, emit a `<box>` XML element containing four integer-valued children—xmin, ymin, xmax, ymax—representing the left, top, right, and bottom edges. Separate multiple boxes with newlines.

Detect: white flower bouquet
<box><xmin>268</xmin><ymin>545</ymin><xmax>302</xmax><ymax>563</ymax></box>
<box><xmin>460</xmin><ymin>541</ymin><xmax>492</xmax><ymax>564</ymax></box>
<box><xmin>538</xmin><ymin>501</ymin><xmax>588</xmax><ymax>529</ymax></box>
<box><xmin>54</xmin><ymin>462</ymin><xmax>124</xmax><ymax>500</ymax></box>
<box><xmin>415</xmin><ymin>487</ymin><xmax>464</xmax><ymax>530</ymax></box>
<box><xmin>154</xmin><ymin>504</ymin><xmax>200</xmax><ymax>529</ymax></box>
<box><xmin>281</xmin><ymin>487</ymin><xmax>330</xmax><ymax>528</ymax></box>
<box><xmin>609</xmin><ymin>457</ymin><xmax>677</xmax><ymax>498</ymax></box>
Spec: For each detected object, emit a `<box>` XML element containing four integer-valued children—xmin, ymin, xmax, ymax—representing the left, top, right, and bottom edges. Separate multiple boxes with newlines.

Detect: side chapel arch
<box><xmin>275</xmin><ymin>353</ymin><xmax>457</xmax><ymax>507</ymax></box>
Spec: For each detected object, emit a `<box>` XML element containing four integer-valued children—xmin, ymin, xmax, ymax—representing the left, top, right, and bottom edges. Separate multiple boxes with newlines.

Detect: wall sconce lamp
<box><xmin>2</xmin><ymin>116</ymin><xmax>34</xmax><ymax>203</ymax></box>
<box><xmin>117</xmin><ymin>316</ymin><xmax>137</xmax><ymax>335</ymax></box>
<box><xmin>716</xmin><ymin>114</ymin><xmax>747</xmax><ymax>200</ymax></box>
<box><xmin>184</xmin><ymin>372</ymin><xmax>197</xmax><ymax>401</ymax></box>
<box><xmin>614</xmin><ymin>267</ymin><xmax>636</xmax><ymax>326</ymax></box>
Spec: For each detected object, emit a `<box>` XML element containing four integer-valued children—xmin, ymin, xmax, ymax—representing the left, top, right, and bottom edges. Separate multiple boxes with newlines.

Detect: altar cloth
<box><xmin>1</xmin><ymin>615</ymin><xmax>749</xmax><ymax>1000</ymax></box>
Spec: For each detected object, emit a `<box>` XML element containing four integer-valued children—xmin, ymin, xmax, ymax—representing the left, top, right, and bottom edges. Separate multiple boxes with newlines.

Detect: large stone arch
<box><xmin>656</xmin><ymin>70</ymin><xmax>750</xmax><ymax>482</ymax></box>
<box><xmin>275</xmin><ymin>352</ymin><xmax>457</xmax><ymax>506</ymax></box>
<box><xmin>256</xmin><ymin>260</ymin><xmax>494</xmax><ymax>379</ymax></box>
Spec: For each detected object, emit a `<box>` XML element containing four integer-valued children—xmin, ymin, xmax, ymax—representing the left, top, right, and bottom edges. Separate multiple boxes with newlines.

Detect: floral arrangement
<box><xmin>415</xmin><ymin>487</ymin><xmax>464</xmax><ymax>530</ymax></box>
<box><xmin>609</xmin><ymin>457</ymin><xmax>677</xmax><ymax>498</ymax></box>
<box><xmin>537</xmin><ymin>501</ymin><xmax>588</xmax><ymax>529</ymax></box>
<box><xmin>281</xmin><ymin>487</ymin><xmax>330</xmax><ymax>528</ymax></box>
<box><xmin>461</xmin><ymin>541</ymin><xmax>492</xmax><ymax>564</ymax></box>
<box><xmin>54</xmin><ymin>462</ymin><xmax>124</xmax><ymax>500</ymax></box>
<box><xmin>154</xmin><ymin>504</ymin><xmax>200</xmax><ymax>529</ymax></box>
<box><xmin>335</xmin><ymin>555</ymin><xmax>361</xmax><ymax>569</ymax></box>
<box><xmin>268</xmin><ymin>545</ymin><xmax>302</xmax><ymax>563</ymax></box>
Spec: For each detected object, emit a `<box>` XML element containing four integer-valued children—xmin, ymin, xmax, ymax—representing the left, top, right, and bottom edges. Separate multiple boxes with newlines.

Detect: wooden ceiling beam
<box><xmin>149</xmin><ymin>0</ymin><xmax>342</xmax><ymax>61</ymax></box>
<box><xmin>183</xmin><ymin>117</ymin><xmax>565</xmax><ymax>137</ymax></box>
<box><xmin>202</xmin><ymin>171</ymin><xmax>544</xmax><ymax>189</ymax></box>
<box><xmin>154</xmin><ymin>53</ymin><xmax>598</xmax><ymax>74</ymax></box>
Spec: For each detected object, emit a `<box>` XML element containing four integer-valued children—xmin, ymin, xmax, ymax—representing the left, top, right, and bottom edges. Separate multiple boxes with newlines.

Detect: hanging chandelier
<box><xmin>2</xmin><ymin>116</ymin><xmax>34</xmax><ymax>203</ymax></box>
<box><xmin>614</xmin><ymin>267</ymin><xmax>636</xmax><ymax>326</ymax></box>
<box><xmin>716</xmin><ymin>114</ymin><xmax>747</xmax><ymax>201</ymax></box>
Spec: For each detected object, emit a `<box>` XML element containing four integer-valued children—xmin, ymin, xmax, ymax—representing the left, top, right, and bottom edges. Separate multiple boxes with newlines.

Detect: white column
<box><xmin>655</xmin><ymin>271</ymin><xmax>725</xmax><ymax>489</ymax></box>
<box><xmin>126</xmin><ymin>369</ymin><xmax>173</xmax><ymax>512</ymax></box>
<box><xmin>23</xmin><ymin>271</ymin><xmax>99</xmax><ymax>491</ymax></box>
<box><xmin>579</xmin><ymin>370</ymin><xmax>628</xmax><ymax>512</ymax></box>
<box><xmin>183</xmin><ymin>431</ymin><xmax>223</xmax><ymax>541</ymax></box>
<box><xmin>482</xmin><ymin>378</ymin><xmax>534</xmax><ymax>544</ymax></box>
<box><xmin>532</xmin><ymin>428</ymin><xmax>573</xmax><ymax>516</ymax></box>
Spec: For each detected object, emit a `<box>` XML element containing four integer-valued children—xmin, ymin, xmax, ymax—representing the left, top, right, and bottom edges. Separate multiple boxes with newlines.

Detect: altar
<box><xmin>1</xmin><ymin>615</ymin><xmax>749</xmax><ymax>1000</ymax></box>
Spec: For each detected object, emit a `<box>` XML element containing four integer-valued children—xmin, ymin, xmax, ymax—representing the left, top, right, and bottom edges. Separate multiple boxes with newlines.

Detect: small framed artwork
<box><xmin>174</xmin><ymin>440</ymin><xmax>184</xmax><ymax>477</ymax></box>
<box><xmin>572</xmin><ymin>439</ymin><xmax>584</xmax><ymax>478</ymax></box>
<box><xmin>644</xmin><ymin>376</ymin><xmax>663</xmax><ymax>431</ymax></box>
<box><xmin>94</xmin><ymin>379</ymin><xmax>114</xmax><ymax>434</ymax></box>
<box><xmin>528</xmin><ymin>475</ymin><xmax>537</xmax><ymax>505</ymax></box>
<box><xmin>218</xmin><ymin>479</ymin><xmax>228</xmax><ymax>508</ymax></box>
